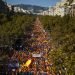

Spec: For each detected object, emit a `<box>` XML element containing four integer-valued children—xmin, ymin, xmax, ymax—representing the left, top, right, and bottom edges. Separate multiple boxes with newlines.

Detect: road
<box><xmin>7</xmin><ymin>17</ymin><xmax>54</xmax><ymax>75</ymax></box>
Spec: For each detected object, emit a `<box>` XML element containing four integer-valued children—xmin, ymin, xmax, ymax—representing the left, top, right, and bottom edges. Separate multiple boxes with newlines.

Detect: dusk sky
<box><xmin>6</xmin><ymin>0</ymin><xmax>60</xmax><ymax>7</ymax></box>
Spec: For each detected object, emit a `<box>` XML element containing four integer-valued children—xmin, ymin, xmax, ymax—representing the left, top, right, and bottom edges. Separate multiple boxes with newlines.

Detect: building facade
<box><xmin>47</xmin><ymin>0</ymin><xmax>69</xmax><ymax>17</ymax></box>
<box><xmin>7</xmin><ymin>0</ymin><xmax>75</xmax><ymax>16</ymax></box>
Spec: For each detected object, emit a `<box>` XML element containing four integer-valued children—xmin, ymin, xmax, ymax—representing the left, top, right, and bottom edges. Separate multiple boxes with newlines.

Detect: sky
<box><xmin>6</xmin><ymin>0</ymin><xmax>60</xmax><ymax>7</ymax></box>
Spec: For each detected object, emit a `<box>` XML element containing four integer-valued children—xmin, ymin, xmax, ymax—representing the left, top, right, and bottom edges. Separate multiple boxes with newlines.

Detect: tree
<box><xmin>67</xmin><ymin>0</ymin><xmax>73</xmax><ymax>5</ymax></box>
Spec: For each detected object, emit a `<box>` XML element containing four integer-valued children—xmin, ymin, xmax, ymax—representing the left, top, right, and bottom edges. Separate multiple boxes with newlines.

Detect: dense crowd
<box><xmin>7</xmin><ymin>18</ymin><xmax>54</xmax><ymax>75</ymax></box>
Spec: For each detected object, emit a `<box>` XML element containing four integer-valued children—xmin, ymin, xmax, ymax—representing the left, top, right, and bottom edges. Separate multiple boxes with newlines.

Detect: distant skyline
<box><xmin>6</xmin><ymin>0</ymin><xmax>61</xmax><ymax>7</ymax></box>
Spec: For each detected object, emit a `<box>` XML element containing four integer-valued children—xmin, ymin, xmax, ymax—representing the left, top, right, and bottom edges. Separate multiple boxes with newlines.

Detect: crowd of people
<box><xmin>7</xmin><ymin>18</ymin><xmax>54</xmax><ymax>75</ymax></box>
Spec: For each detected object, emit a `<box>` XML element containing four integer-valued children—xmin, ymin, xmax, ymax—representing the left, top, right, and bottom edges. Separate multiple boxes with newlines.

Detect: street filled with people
<box><xmin>4</xmin><ymin>18</ymin><xmax>54</xmax><ymax>75</ymax></box>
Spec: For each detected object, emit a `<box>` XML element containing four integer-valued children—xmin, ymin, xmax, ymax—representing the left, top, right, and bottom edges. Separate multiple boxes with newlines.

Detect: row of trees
<box><xmin>0</xmin><ymin>13</ymin><xmax>36</xmax><ymax>47</ymax></box>
<box><xmin>39</xmin><ymin>15</ymin><xmax>75</xmax><ymax>75</ymax></box>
